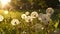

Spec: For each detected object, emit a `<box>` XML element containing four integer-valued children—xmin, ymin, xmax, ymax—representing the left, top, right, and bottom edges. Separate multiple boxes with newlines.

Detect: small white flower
<box><xmin>0</xmin><ymin>15</ymin><xmax>4</xmax><ymax>22</ymax></box>
<box><xmin>31</xmin><ymin>11</ymin><xmax>38</xmax><ymax>18</ymax></box>
<box><xmin>11</xmin><ymin>19</ymin><xmax>20</xmax><ymax>26</ymax></box>
<box><xmin>25</xmin><ymin>11</ymin><xmax>30</xmax><ymax>16</ymax></box>
<box><xmin>25</xmin><ymin>16</ymin><xmax>33</xmax><ymax>22</ymax></box>
<box><xmin>21</xmin><ymin>14</ymin><xmax>27</xmax><ymax>19</ymax></box>
<box><xmin>46</xmin><ymin>7</ymin><xmax>54</xmax><ymax>15</ymax></box>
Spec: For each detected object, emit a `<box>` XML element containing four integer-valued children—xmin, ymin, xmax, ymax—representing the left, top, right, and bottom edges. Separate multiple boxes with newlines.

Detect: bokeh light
<box><xmin>1</xmin><ymin>0</ymin><xmax>11</xmax><ymax>7</ymax></box>
<box><xmin>4</xmin><ymin>10</ymin><xmax>9</xmax><ymax>14</ymax></box>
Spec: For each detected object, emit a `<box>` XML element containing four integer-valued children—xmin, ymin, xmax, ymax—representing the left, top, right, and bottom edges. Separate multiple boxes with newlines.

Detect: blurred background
<box><xmin>0</xmin><ymin>0</ymin><xmax>60</xmax><ymax>34</ymax></box>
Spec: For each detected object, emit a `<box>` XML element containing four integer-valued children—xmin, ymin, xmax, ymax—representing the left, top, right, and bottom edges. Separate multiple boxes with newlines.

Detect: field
<box><xmin>0</xmin><ymin>9</ymin><xmax>60</xmax><ymax>34</ymax></box>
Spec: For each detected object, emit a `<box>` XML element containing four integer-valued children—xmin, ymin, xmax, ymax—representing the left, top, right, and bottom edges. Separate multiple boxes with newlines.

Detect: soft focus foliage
<box><xmin>0</xmin><ymin>9</ymin><xmax>59</xmax><ymax>34</ymax></box>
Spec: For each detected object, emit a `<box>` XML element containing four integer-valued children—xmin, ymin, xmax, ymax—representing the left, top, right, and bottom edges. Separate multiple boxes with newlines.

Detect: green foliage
<box><xmin>0</xmin><ymin>9</ymin><xmax>60</xmax><ymax>34</ymax></box>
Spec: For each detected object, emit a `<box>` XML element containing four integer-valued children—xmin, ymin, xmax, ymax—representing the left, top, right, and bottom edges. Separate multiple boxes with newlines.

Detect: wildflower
<box><xmin>38</xmin><ymin>13</ymin><xmax>50</xmax><ymax>25</ymax></box>
<box><xmin>46</xmin><ymin>7</ymin><xmax>54</xmax><ymax>15</ymax></box>
<box><xmin>31</xmin><ymin>11</ymin><xmax>38</xmax><ymax>18</ymax></box>
<box><xmin>25</xmin><ymin>16</ymin><xmax>33</xmax><ymax>22</ymax></box>
<box><xmin>21</xmin><ymin>14</ymin><xmax>27</xmax><ymax>19</ymax></box>
<box><xmin>11</xmin><ymin>19</ymin><xmax>20</xmax><ymax>26</ymax></box>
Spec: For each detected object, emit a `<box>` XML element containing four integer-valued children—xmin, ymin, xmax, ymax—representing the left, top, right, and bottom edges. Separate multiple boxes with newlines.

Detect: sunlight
<box><xmin>1</xmin><ymin>0</ymin><xmax>11</xmax><ymax>7</ymax></box>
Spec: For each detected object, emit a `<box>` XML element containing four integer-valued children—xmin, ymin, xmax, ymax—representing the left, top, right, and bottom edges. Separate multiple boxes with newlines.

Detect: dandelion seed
<box><xmin>21</xmin><ymin>14</ymin><xmax>27</xmax><ymax>19</ymax></box>
<box><xmin>31</xmin><ymin>11</ymin><xmax>38</xmax><ymax>18</ymax></box>
<box><xmin>39</xmin><ymin>14</ymin><xmax>50</xmax><ymax>25</ymax></box>
<box><xmin>11</xmin><ymin>19</ymin><xmax>20</xmax><ymax>26</ymax></box>
<box><xmin>25</xmin><ymin>16</ymin><xmax>33</xmax><ymax>22</ymax></box>
<box><xmin>46</xmin><ymin>7</ymin><xmax>54</xmax><ymax>15</ymax></box>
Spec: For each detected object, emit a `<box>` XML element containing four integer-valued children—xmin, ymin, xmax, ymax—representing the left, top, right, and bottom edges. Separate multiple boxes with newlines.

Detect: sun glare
<box><xmin>1</xmin><ymin>0</ymin><xmax>11</xmax><ymax>7</ymax></box>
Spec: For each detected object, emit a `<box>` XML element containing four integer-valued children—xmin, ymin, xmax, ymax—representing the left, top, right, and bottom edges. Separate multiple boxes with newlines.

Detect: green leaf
<box><xmin>54</xmin><ymin>20</ymin><xmax>59</xmax><ymax>28</ymax></box>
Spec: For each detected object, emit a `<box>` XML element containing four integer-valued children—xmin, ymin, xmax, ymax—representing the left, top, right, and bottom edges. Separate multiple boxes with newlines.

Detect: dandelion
<box><xmin>25</xmin><ymin>16</ymin><xmax>33</xmax><ymax>22</ymax></box>
<box><xmin>25</xmin><ymin>11</ymin><xmax>30</xmax><ymax>16</ymax></box>
<box><xmin>46</xmin><ymin>13</ymin><xmax>51</xmax><ymax>17</ymax></box>
<box><xmin>0</xmin><ymin>15</ymin><xmax>4</xmax><ymax>22</ymax></box>
<box><xmin>31</xmin><ymin>11</ymin><xmax>38</xmax><ymax>18</ymax></box>
<box><xmin>46</xmin><ymin>7</ymin><xmax>54</xmax><ymax>15</ymax></box>
<box><xmin>39</xmin><ymin>14</ymin><xmax>50</xmax><ymax>25</ymax></box>
<box><xmin>21</xmin><ymin>14</ymin><xmax>27</xmax><ymax>19</ymax></box>
<box><xmin>38</xmin><ymin>12</ymin><xmax>52</xmax><ymax>25</ymax></box>
<box><xmin>11</xmin><ymin>19</ymin><xmax>20</xmax><ymax>26</ymax></box>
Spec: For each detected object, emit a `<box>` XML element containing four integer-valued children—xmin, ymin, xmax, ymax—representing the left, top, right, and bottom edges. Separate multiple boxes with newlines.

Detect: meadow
<box><xmin>0</xmin><ymin>9</ymin><xmax>60</xmax><ymax>34</ymax></box>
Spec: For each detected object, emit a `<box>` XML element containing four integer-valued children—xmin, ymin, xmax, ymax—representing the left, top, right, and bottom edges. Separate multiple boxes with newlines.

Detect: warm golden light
<box><xmin>4</xmin><ymin>10</ymin><xmax>9</xmax><ymax>14</ymax></box>
<box><xmin>1</xmin><ymin>0</ymin><xmax>11</xmax><ymax>7</ymax></box>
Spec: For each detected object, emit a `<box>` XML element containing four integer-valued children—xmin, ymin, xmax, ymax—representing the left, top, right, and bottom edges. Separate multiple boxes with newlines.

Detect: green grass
<box><xmin>0</xmin><ymin>9</ymin><xmax>60</xmax><ymax>34</ymax></box>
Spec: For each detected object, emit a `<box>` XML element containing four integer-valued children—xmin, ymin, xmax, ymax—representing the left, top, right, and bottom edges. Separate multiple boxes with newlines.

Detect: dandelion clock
<box><xmin>31</xmin><ymin>11</ymin><xmax>38</xmax><ymax>18</ymax></box>
<box><xmin>46</xmin><ymin>7</ymin><xmax>54</xmax><ymax>15</ymax></box>
<box><xmin>11</xmin><ymin>19</ymin><xmax>20</xmax><ymax>26</ymax></box>
<box><xmin>0</xmin><ymin>15</ymin><xmax>4</xmax><ymax>22</ymax></box>
<box><xmin>25</xmin><ymin>16</ymin><xmax>33</xmax><ymax>22</ymax></box>
<box><xmin>39</xmin><ymin>14</ymin><xmax>50</xmax><ymax>25</ymax></box>
<box><xmin>21</xmin><ymin>14</ymin><xmax>27</xmax><ymax>19</ymax></box>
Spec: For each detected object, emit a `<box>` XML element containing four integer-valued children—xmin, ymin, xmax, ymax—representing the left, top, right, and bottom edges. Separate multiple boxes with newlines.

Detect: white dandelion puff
<box><xmin>25</xmin><ymin>16</ymin><xmax>33</xmax><ymax>22</ymax></box>
<box><xmin>46</xmin><ymin>13</ymin><xmax>51</xmax><ymax>17</ymax></box>
<box><xmin>21</xmin><ymin>14</ymin><xmax>27</xmax><ymax>19</ymax></box>
<box><xmin>46</xmin><ymin>7</ymin><xmax>54</xmax><ymax>15</ymax></box>
<box><xmin>0</xmin><ymin>15</ymin><xmax>4</xmax><ymax>22</ymax></box>
<box><xmin>31</xmin><ymin>11</ymin><xmax>38</xmax><ymax>18</ymax></box>
<box><xmin>25</xmin><ymin>11</ymin><xmax>30</xmax><ymax>16</ymax></box>
<box><xmin>39</xmin><ymin>14</ymin><xmax>50</xmax><ymax>25</ymax></box>
<box><xmin>11</xmin><ymin>19</ymin><xmax>20</xmax><ymax>26</ymax></box>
